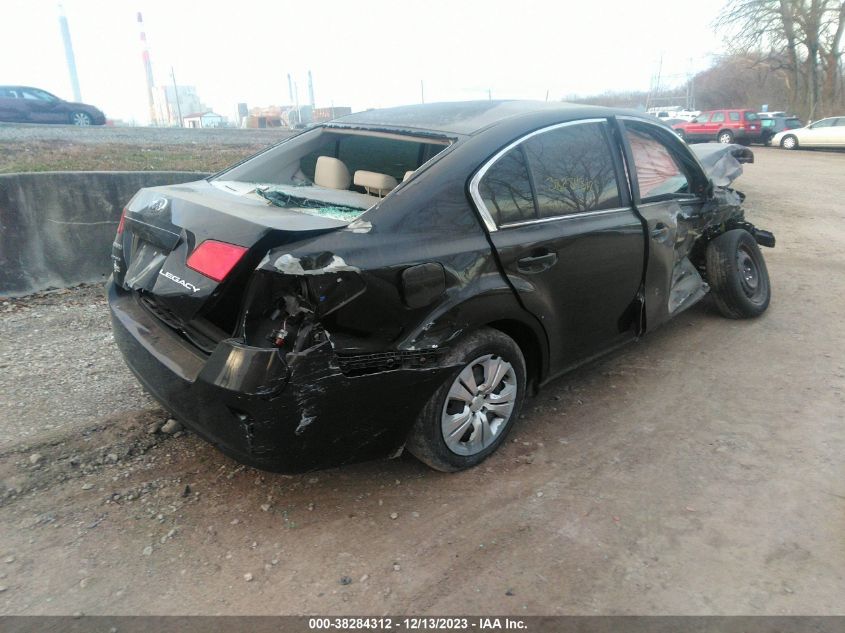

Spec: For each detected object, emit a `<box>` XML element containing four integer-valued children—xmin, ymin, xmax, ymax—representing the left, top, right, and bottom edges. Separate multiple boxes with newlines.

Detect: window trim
<box><xmin>469</xmin><ymin>118</ymin><xmax>617</xmax><ymax>232</ymax></box>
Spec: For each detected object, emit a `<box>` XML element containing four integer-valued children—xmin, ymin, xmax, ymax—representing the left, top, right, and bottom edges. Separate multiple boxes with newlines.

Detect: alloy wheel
<box><xmin>441</xmin><ymin>354</ymin><xmax>517</xmax><ymax>456</ymax></box>
<box><xmin>72</xmin><ymin>112</ymin><xmax>92</xmax><ymax>126</ymax></box>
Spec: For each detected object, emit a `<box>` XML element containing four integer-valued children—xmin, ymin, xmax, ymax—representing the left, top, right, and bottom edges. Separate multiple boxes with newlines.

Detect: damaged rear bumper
<box><xmin>108</xmin><ymin>281</ymin><xmax>450</xmax><ymax>472</ymax></box>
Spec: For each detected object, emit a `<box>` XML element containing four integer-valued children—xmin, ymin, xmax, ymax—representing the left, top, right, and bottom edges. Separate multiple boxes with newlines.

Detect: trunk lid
<box><xmin>113</xmin><ymin>179</ymin><xmax>353</xmax><ymax>344</ymax></box>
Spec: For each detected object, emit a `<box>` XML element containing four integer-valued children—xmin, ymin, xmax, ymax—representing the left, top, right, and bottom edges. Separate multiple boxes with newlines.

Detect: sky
<box><xmin>1</xmin><ymin>0</ymin><xmax>729</xmax><ymax>124</ymax></box>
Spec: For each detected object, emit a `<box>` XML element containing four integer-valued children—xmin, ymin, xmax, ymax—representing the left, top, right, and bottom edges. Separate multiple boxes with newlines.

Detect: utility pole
<box><xmin>57</xmin><ymin>3</ymin><xmax>82</xmax><ymax>102</ymax></box>
<box><xmin>420</xmin><ymin>80</ymin><xmax>425</xmax><ymax>104</ymax></box>
<box><xmin>488</xmin><ymin>88</ymin><xmax>492</xmax><ymax>101</ymax></box>
<box><xmin>170</xmin><ymin>66</ymin><xmax>183</xmax><ymax>127</ymax></box>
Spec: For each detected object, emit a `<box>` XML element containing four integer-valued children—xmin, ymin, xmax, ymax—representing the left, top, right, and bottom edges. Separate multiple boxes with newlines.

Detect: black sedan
<box><xmin>0</xmin><ymin>86</ymin><xmax>105</xmax><ymax>125</ymax></box>
<box><xmin>108</xmin><ymin>101</ymin><xmax>774</xmax><ymax>472</ymax></box>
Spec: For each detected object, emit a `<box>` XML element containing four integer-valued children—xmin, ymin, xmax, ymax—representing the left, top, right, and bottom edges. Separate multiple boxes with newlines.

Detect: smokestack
<box><xmin>287</xmin><ymin>73</ymin><xmax>294</xmax><ymax>104</ymax></box>
<box><xmin>57</xmin><ymin>4</ymin><xmax>82</xmax><ymax>102</ymax></box>
<box><xmin>137</xmin><ymin>12</ymin><xmax>157</xmax><ymax>125</ymax></box>
<box><xmin>307</xmin><ymin>70</ymin><xmax>315</xmax><ymax>108</ymax></box>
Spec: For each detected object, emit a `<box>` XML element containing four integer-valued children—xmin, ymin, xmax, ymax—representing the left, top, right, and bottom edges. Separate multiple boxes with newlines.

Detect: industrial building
<box><xmin>153</xmin><ymin>85</ymin><xmax>208</xmax><ymax>127</ymax></box>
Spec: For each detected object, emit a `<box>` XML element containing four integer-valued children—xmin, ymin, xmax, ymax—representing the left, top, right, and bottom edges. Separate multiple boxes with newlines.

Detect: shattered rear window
<box><xmin>255</xmin><ymin>188</ymin><xmax>366</xmax><ymax>221</ymax></box>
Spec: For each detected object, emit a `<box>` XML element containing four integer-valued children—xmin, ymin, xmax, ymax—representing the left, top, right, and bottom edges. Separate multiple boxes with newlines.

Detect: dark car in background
<box><xmin>759</xmin><ymin>115</ymin><xmax>803</xmax><ymax>144</ymax></box>
<box><xmin>673</xmin><ymin>109</ymin><xmax>762</xmax><ymax>144</ymax></box>
<box><xmin>0</xmin><ymin>86</ymin><xmax>105</xmax><ymax>125</ymax></box>
<box><xmin>108</xmin><ymin>101</ymin><xmax>775</xmax><ymax>473</ymax></box>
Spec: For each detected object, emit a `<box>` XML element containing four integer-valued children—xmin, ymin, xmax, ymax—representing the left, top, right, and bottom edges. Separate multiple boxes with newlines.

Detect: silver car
<box><xmin>772</xmin><ymin>116</ymin><xmax>845</xmax><ymax>149</ymax></box>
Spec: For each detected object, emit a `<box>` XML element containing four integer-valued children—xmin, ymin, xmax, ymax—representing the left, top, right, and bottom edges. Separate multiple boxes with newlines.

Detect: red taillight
<box><xmin>186</xmin><ymin>240</ymin><xmax>248</xmax><ymax>282</ymax></box>
<box><xmin>116</xmin><ymin>208</ymin><xmax>126</xmax><ymax>235</ymax></box>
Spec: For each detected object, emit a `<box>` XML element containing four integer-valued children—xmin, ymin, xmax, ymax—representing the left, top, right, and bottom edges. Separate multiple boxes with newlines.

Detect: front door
<box><xmin>684</xmin><ymin>112</ymin><xmax>711</xmax><ymax>140</ymax></box>
<box><xmin>19</xmin><ymin>88</ymin><xmax>67</xmax><ymax>123</ymax></box>
<box><xmin>618</xmin><ymin>118</ymin><xmax>710</xmax><ymax>331</ymax></box>
<box><xmin>473</xmin><ymin>119</ymin><xmax>645</xmax><ymax>374</ymax></box>
<box><xmin>801</xmin><ymin>118</ymin><xmax>837</xmax><ymax>146</ymax></box>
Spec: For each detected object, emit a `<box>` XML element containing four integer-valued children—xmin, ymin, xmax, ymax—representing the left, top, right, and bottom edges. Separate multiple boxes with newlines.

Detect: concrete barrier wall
<box><xmin>0</xmin><ymin>171</ymin><xmax>208</xmax><ymax>296</ymax></box>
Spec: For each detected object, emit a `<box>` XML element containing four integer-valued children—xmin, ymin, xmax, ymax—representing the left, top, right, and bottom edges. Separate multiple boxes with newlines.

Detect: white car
<box><xmin>772</xmin><ymin>116</ymin><xmax>845</xmax><ymax>149</ymax></box>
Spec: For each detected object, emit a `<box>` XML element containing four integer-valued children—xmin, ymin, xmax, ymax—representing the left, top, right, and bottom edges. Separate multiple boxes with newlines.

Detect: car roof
<box><xmin>325</xmin><ymin>100</ymin><xmax>619</xmax><ymax>137</ymax></box>
<box><xmin>0</xmin><ymin>85</ymin><xmax>52</xmax><ymax>92</ymax></box>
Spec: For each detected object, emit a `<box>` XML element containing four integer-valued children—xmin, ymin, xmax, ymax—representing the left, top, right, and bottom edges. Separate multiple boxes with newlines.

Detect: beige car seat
<box><xmin>354</xmin><ymin>170</ymin><xmax>399</xmax><ymax>197</ymax></box>
<box><xmin>314</xmin><ymin>156</ymin><xmax>351</xmax><ymax>190</ymax></box>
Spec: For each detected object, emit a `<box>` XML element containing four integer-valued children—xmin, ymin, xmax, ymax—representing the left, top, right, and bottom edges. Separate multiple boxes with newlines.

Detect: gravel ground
<box><xmin>0</xmin><ymin>147</ymin><xmax>843</xmax><ymax>615</ymax></box>
<box><xmin>0</xmin><ymin>285</ymin><xmax>157</xmax><ymax>449</ymax></box>
<box><xmin>0</xmin><ymin>123</ymin><xmax>292</xmax><ymax>146</ymax></box>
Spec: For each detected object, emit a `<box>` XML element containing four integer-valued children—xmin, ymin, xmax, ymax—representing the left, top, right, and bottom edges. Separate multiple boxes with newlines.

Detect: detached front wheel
<box><xmin>406</xmin><ymin>328</ymin><xmax>526</xmax><ymax>472</ymax></box>
<box><xmin>706</xmin><ymin>229</ymin><xmax>771</xmax><ymax>319</ymax></box>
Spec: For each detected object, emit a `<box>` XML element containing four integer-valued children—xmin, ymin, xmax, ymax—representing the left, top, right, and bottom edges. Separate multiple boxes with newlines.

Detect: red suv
<box><xmin>672</xmin><ymin>110</ymin><xmax>762</xmax><ymax>144</ymax></box>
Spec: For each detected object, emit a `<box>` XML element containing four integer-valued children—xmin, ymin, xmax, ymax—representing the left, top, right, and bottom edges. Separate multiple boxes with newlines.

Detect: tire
<box><xmin>405</xmin><ymin>328</ymin><xmax>526</xmax><ymax>472</ymax></box>
<box><xmin>717</xmin><ymin>130</ymin><xmax>734</xmax><ymax>144</ymax></box>
<box><xmin>706</xmin><ymin>229</ymin><xmax>771</xmax><ymax>319</ymax></box>
<box><xmin>71</xmin><ymin>112</ymin><xmax>92</xmax><ymax>126</ymax></box>
<box><xmin>781</xmin><ymin>134</ymin><xmax>798</xmax><ymax>150</ymax></box>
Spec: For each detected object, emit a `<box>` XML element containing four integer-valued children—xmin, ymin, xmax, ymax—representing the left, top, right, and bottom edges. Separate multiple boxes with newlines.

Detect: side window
<box><xmin>729</xmin><ymin>112</ymin><xmax>741</xmax><ymax>122</ymax></box>
<box><xmin>624</xmin><ymin>122</ymin><xmax>692</xmax><ymax>200</ymax></box>
<box><xmin>810</xmin><ymin>119</ymin><xmax>834</xmax><ymax>128</ymax></box>
<box><xmin>478</xmin><ymin>147</ymin><xmax>536</xmax><ymax>226</ymax></box>
<box><xmin>711</xmin><ymin>112</ymin><xmax>725</xmax><ymax>123</ymax></box>
<box><xmin>833</xmin><ymin>118</ymin><xmax>845</xmax><ymax>127</ymax></box>
<box><xmin>695</xmin><ymin>113</ymin><xmax>710</xmax><ymax>123</ymax></box>
<box><xmin>522</xmin><ymin>123</ymin><xmax>621</xmax><ymax>217</ymax></box>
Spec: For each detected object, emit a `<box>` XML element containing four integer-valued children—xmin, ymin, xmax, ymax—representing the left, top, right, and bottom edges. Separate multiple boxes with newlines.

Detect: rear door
<box><xmin>0</xmin><ymin>88</ymin><xmax>26</xmax><ymax>121</ymax></box>
<box><xmin>707</xmin><ymin>111</ymin><xmax>726</xmax><ymax>140</ymax></box>
<box><xmin>472</xmin><ymin>119</ymin><xmax>645</xmax><ymax>372</ymax></box>
<box><xmin>618</xmin><ymin>118</ymin><xmax>710</xmax><ymax>330</ymax></box>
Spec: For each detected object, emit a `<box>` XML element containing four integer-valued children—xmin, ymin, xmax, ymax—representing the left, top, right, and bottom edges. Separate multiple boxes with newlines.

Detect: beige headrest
<box><xmin>314</xmin><ymin>156</ymin><xmax>351</xmax><ymax>190</ymax></box>
<box><xmin>353</xmin><ymin>170</ymin><xmax>398</xmax><ymax>196</ymax></box>
<box><xmin>403</xmin><ymin>170</ymin><xmax>415</xmax><ymax>182</ymax></box>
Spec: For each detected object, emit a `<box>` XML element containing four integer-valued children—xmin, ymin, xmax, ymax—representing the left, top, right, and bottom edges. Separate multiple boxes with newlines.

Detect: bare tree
<box><xmin>716</xmin><ymin>0</ymin><xmax>845</xmax><ymax>118</ymax></box>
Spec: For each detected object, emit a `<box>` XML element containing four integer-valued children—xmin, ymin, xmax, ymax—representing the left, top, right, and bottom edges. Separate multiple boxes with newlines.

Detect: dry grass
<box><xmin>0</xmin><ymin>140</ymin><xmax>269</xmax><ymax>173</ymax></box>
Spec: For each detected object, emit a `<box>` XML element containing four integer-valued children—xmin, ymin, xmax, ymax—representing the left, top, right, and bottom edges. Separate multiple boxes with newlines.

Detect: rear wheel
<box><xmin>706</xmin><ymin>229</ymin><xmax>771</xmax><ymax>319</ymax></box>
<box><xmin>717</xmin><ymin>130</ymin><xmax>734</xmax><ymax>144</ymax></box>
<box><xmin>71</xmin><ymin>112</ymin><xmax>92</xmax><ymax>126</ymax></box>
<box><xmin>781</xmin><ymin>134</ymin><xmax>798</xmax><ymax>150</ymax></box>
<box><xmin>406</xmin><ymin>328</ymin><xmax>526</xmax><ymax>472</ymax></box>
